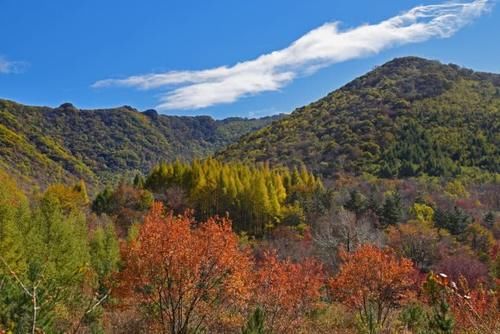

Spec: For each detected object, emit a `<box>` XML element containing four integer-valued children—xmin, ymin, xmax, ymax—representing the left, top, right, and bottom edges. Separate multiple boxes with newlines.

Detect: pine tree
<box><xmin>380</xmin><ymin>191</ymin><xmax>402</xmax><ymax>226</ymax></box>
<box><xmin>92</xmin><ymin>187</ymin><xmax>113</xmax><ymax>215</ymax></box>
<box><xmin>90</xmin><ymin>222</ymin><xmax>120</xmax><ymax>295</ymax></box>
<box><xmin>483</xmin><ymin>211</ymin><xmax>495</xmax><ymax>229</ymax></box>
<box><xmin>0</xmin><ymin>177</ymin><xmax>28</xmax><ymax>273</ymax></box>
<box><xmin>428</xmin><ymin>299</ymin><xmax>454</xmax><ymax>333</ymax></box>
<box><xmin>21</xmin><ymin>192</ymin><xmax>91</xmax><ymax>333</ymax></box>
<box><xmin>73</xmin><ymin>179</ymin><xmax>90</xmax><ymax>205</ymax></box>
<box><xmin>434</xmin><ymin>207</ymin><xmax>471</xmax><ymax>235</ymax></box>
<box><xmin>423</xmin><ymin>274</ymin><xmax>454</xmax><ymax>334</ymax></box>
<box><xmin>133</xmin><ymin>173</ymin><xmax>145</xmax><ymax>188</ymax></box>
<box><xmin>0</xmin><ymin>171</ymin><xmax>30</xmax><ymax>331</ymax></box>
<box><xmin>241</xmin><ymin>308</ymin><xmax>268</xmax><ymax>334</ymax></box>
<box><xmin>344</xmin><ymin>190</ymin><xmax>366</xmax><ymax>217</ymax></box>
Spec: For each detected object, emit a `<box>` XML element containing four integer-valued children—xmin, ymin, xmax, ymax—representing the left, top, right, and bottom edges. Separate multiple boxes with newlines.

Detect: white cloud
<box><xmin>93</xmin><ymin>0</ymin><xmax>491</xmax><ymax>110</ymax></box>
<box><xmin>0</xmin><ymin>57</ymin><xmax>27</xmax><ymax>74</ymax></box>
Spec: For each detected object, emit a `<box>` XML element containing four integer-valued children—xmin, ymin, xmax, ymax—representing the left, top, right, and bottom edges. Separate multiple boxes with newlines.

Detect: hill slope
<box><xmin>218</xmin><ymin>57</ymin><xmax>500</xmax><ymax>178</ymax></box>
<box><xmin>0</xmin><ymin>99</ymin><xmax>282</xmax><ymax>188</ymax></box>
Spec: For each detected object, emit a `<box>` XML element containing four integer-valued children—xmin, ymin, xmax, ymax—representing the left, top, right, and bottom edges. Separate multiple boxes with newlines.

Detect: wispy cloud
<box><xmin>0</xmin><ymin>56</ymin><xmax>28</xmax><ymax>74</ymax></box>
<box><xmin>93</xmin><ymin>0</ymin><xmax>491</xmax><ymax>110</ymax></box>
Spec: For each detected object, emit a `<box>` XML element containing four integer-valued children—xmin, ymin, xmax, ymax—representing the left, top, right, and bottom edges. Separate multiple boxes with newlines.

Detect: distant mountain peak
<box><xmin>219</xmin><ymin>56</ymin><xmax>499</xmax><ymax>178</ymax></box>
<box><xmin>143</xmin><ymin>109</ymin><xmax>159</xmax><ymax>118</ymax></box>
<box><xmin>57</xmin><ymin>102</ymin><xmax>78</xmax><ymax>112</ymax></box>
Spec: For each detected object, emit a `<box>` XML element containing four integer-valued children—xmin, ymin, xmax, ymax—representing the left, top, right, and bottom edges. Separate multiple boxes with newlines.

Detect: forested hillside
<box><xmin>1</xmin><ymin>159</ymin><xmax>498</xmax><ymax>333</ymax></box>
<box><xmin>1</xmin><ymin>56</ymin><xmax>499</xmax><ymax>333</ymax></box>
<box><xmin>0</xmin><ymin>99</ymin><xmax>282</xmax><ymax>189</ymax></box>
<box><xmin>219</xmin><ymin>57</ymin><xmax>500</xmax><ymax>178</ymax></box>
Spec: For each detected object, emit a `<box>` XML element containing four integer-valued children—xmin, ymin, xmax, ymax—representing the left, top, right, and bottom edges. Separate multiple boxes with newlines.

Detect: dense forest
<box><xmin>0</xmin><ymin>57</ymin><xmax>499</xmax><ymax>333</ymax></box>
<box><xmin>0</xmin><ymin>99</ymin><xmax>282</xmax><ymax>189</ymax></box>
<box><xmin>0</xmin><ymin>159</ymin><xmax>498</xmax><ymax>333</ymax></box>
<box><xmin>219</xmin><ymin>57</ymin><xmax>500</xmax><ymax>178</ymax></box>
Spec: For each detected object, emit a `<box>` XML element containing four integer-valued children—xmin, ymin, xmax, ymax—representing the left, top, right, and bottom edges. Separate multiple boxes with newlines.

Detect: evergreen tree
<box><xmin>434</xmin><ymin>207</ymin><xmax>471</xmax><ymax>235</ymax></box>
<box><xmin>428</xmin><ymin>299</ymin><xmax>454</xmax><ymax>334</ymax></box>
<box><xmin>344</xmin><ymin>190</ymin><xmax>366</xmax><ymax>217</ymax></box>
<box><xmin>90</xmin><ymin>222</ymin><xmax>120</xmax><ymax>294</ymax></box>
<box><xmin>241</xmin><ymin>308</ymin><xmax>268</xmax><ymax>334</ymax></box>
<box><xmin>73</xmin><ymin>179</ymin><xmax>90</xmax><ymax>205</ymax></box>
<box><xmin>423</xmin><ymin>274</ymin><xmax>454</xmax><ymax>334</ymax></box>
<box><xmin>92</xmin><ymin>187</ymin><xmax>113</xmax><ymax>215</ymax></box>
<box><xmin>0</xmin><ymin>171</ymin><xmax>30</xmax><ymax>331</ymax></box>
<box><xmin>483</xmin><ymin>211</ymin><xmax>495</xmax><ymax>229</ymax></box>
<box><xmin>379</xmin><ymin>191</ymin><xmax>402</xmax><ymax>226</ymax></box>
<box><xmin>133</xmin><ymin>173</ymin><xmax>145</xmax><ymax>188</ymax></box>
<box><xmin>19</xmin><ymin>192</ymin><xmax>91</xmax><ymax>333</ymax></box>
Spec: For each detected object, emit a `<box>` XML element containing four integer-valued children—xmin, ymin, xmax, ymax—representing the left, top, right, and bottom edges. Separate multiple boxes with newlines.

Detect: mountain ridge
<box><xmin>218</xmin><ymin>56</ymin><xmax>500</xmax><ymax>178</ymax></box>
<box><xmin>0</xmin><ymin>98</ymin><xmax>284</xmax><ymax>190</ymax></box>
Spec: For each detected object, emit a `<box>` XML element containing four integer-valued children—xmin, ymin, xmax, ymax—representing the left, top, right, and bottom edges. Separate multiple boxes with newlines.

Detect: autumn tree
<box><xmin>144</xmin><ymin>159</ymin><xmax>323</xmax><ymax>235</ymax></box>
<box><xmin>435</xmin><ymin>251</ymin><xmax>489</xmax><ymax>288</ymax></box>
<box><xmin>387</xmin><ymin>220</ymin><xmax>441</xmax><ymax>271</ymax></box>
<box><xmin>118</xmin><ymin>202</ymin><xmax>252</xmax><ymax>334</ymax></box>
<box><xmin>252</xmin><ymin>251</ymin><xmax>324</xmax><ymax>333</ymax></box>
<box><xmin>463</xmin><ymin>222</ymin><xmax>494</xmax><ymax>256</ymax></box>
<box><xmin>330</xmin><ymin>245</ymin><xmax>417</xmax><ymax>331</ymax></box>
<box><xmin>313</xmin><ymin>208</ymin><xmax>381</xmax><ymax>267</ymax></box>
<box><xmin>44</xmin><ymin>182</ymin><xmax>90</xmax><ymax>213</ymax></box>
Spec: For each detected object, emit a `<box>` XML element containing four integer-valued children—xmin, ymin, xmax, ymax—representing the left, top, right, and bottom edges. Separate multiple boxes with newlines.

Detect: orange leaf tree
<box><xmin>330</xmin><ymin>244</ymin><xmax>417</xmax><ymax>329</ymax></box>
<box><xmin>118</xmin><ymin>202</ymin><xmax>252</xmax><ymax>334</ymax></box>
<box><xmin>252</xmin><ymin>251</ymin><xmax>324</xmax><ymax>333</ymax></box>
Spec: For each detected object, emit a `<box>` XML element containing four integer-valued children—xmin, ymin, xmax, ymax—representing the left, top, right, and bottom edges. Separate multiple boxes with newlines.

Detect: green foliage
<box><xmin>92</xmin><ymin>184</ymin><xmax>153</xmax><ymax>216</ymax></box>
<box><xmin>0</xmin><ymin>99</ymin><xmax>282</xmax><ymax>188</ymax></box>
<box><xmin>219</xmin><ymin>57</ymin><xmax>500</xmax><ymax>179</ymax></box>
<box><xmin>25</xmin><ymin>192</ymin><xmax>90</xmax><ymax>330</ymax></box>
<box><xmin>90</xmin><ymin>222</ymin><xmax>120</xmax><ymax>293</ymax></box>
<box><xmin>241</xmin><ymin>308</ymin><xmax>269</xmax><ymax>334</ymax></box>
<box><xmin>423</xmin><ymin>274</ymin><xmax>454</xmax><ymax>334</ymax></box>
<box><xmin>344</xmin><ymin>190</ymin><xmax>367</xmax><ymax>216</ymax></box>
<box><xmin>379</xmin><ymin>191</ymin><xmax>403</xmax><ymax>226</ymax></box>
<box><xmin>463</xmin><ymin>223</ymin><xmax>494</xmax><ymax>256</ymax></box>
<box><xmin>398</xmin><ymin>303</ymin><xmax>427</xmax><ymax>334</ymax></box>
<box><xmin>92</xmin><ymin>187</ymin><xmax>114</xmax><ymax>215</ymax></box>
<box><xmin>434</xmin><ymin>207</ymin><xmax>472</xmax><ymax>235</ymax></box>
<box><xmin>0</xmin><ymin>170</ymin><xmax>28</xmax><ymax>273</ymax></box>
<box><xmin>0</xmin><ymin>174</ymin><xmax>94</xmax><ymax>333</ymax></box>
<box><xmin>133</xmin><ymin>172</ymin><xmax>145</xmax><ymax>188</ymax></box>
<box><xmin>0</xmin><ymin>171</ymin><xmax>30</xmax><ymax>332</ymax></box>
<box><xmin>483</xmin><ymin>211</ymin><xmax>495</xmax><ymax>228</ymax></box>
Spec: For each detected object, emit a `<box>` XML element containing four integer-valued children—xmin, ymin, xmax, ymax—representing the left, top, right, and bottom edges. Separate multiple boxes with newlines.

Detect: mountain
<box><xmin>0</xmin><ymin>99</ymin><xmax>283</xmax><ymax>189</ymax></box>
<box><xmin>218</xmin><ymin>57</ymin><xmax>500</xmax><ymax>178</ymax></box>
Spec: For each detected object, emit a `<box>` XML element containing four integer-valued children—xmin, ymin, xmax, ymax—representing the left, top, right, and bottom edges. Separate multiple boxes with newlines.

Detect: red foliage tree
<box><xmin>118</xmin><ymin>202</ymin><xmax>252</xmax><ymax>333</ymax></box>
<box><xmin>252</xmin><ymin>251</ymin><xmax>324</xmax><ymax>333</ymax></box>
<box><xmin>330</xmin><ymin>245</ymin><xmax>417</xmax><ymax>329</ymax></box>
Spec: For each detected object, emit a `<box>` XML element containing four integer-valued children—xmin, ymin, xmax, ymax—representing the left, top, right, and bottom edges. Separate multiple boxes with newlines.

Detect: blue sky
<box><xmin>0</xmin><ymin>0</ymin><xmax>498</xmax><ymax>119</ymax></box>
